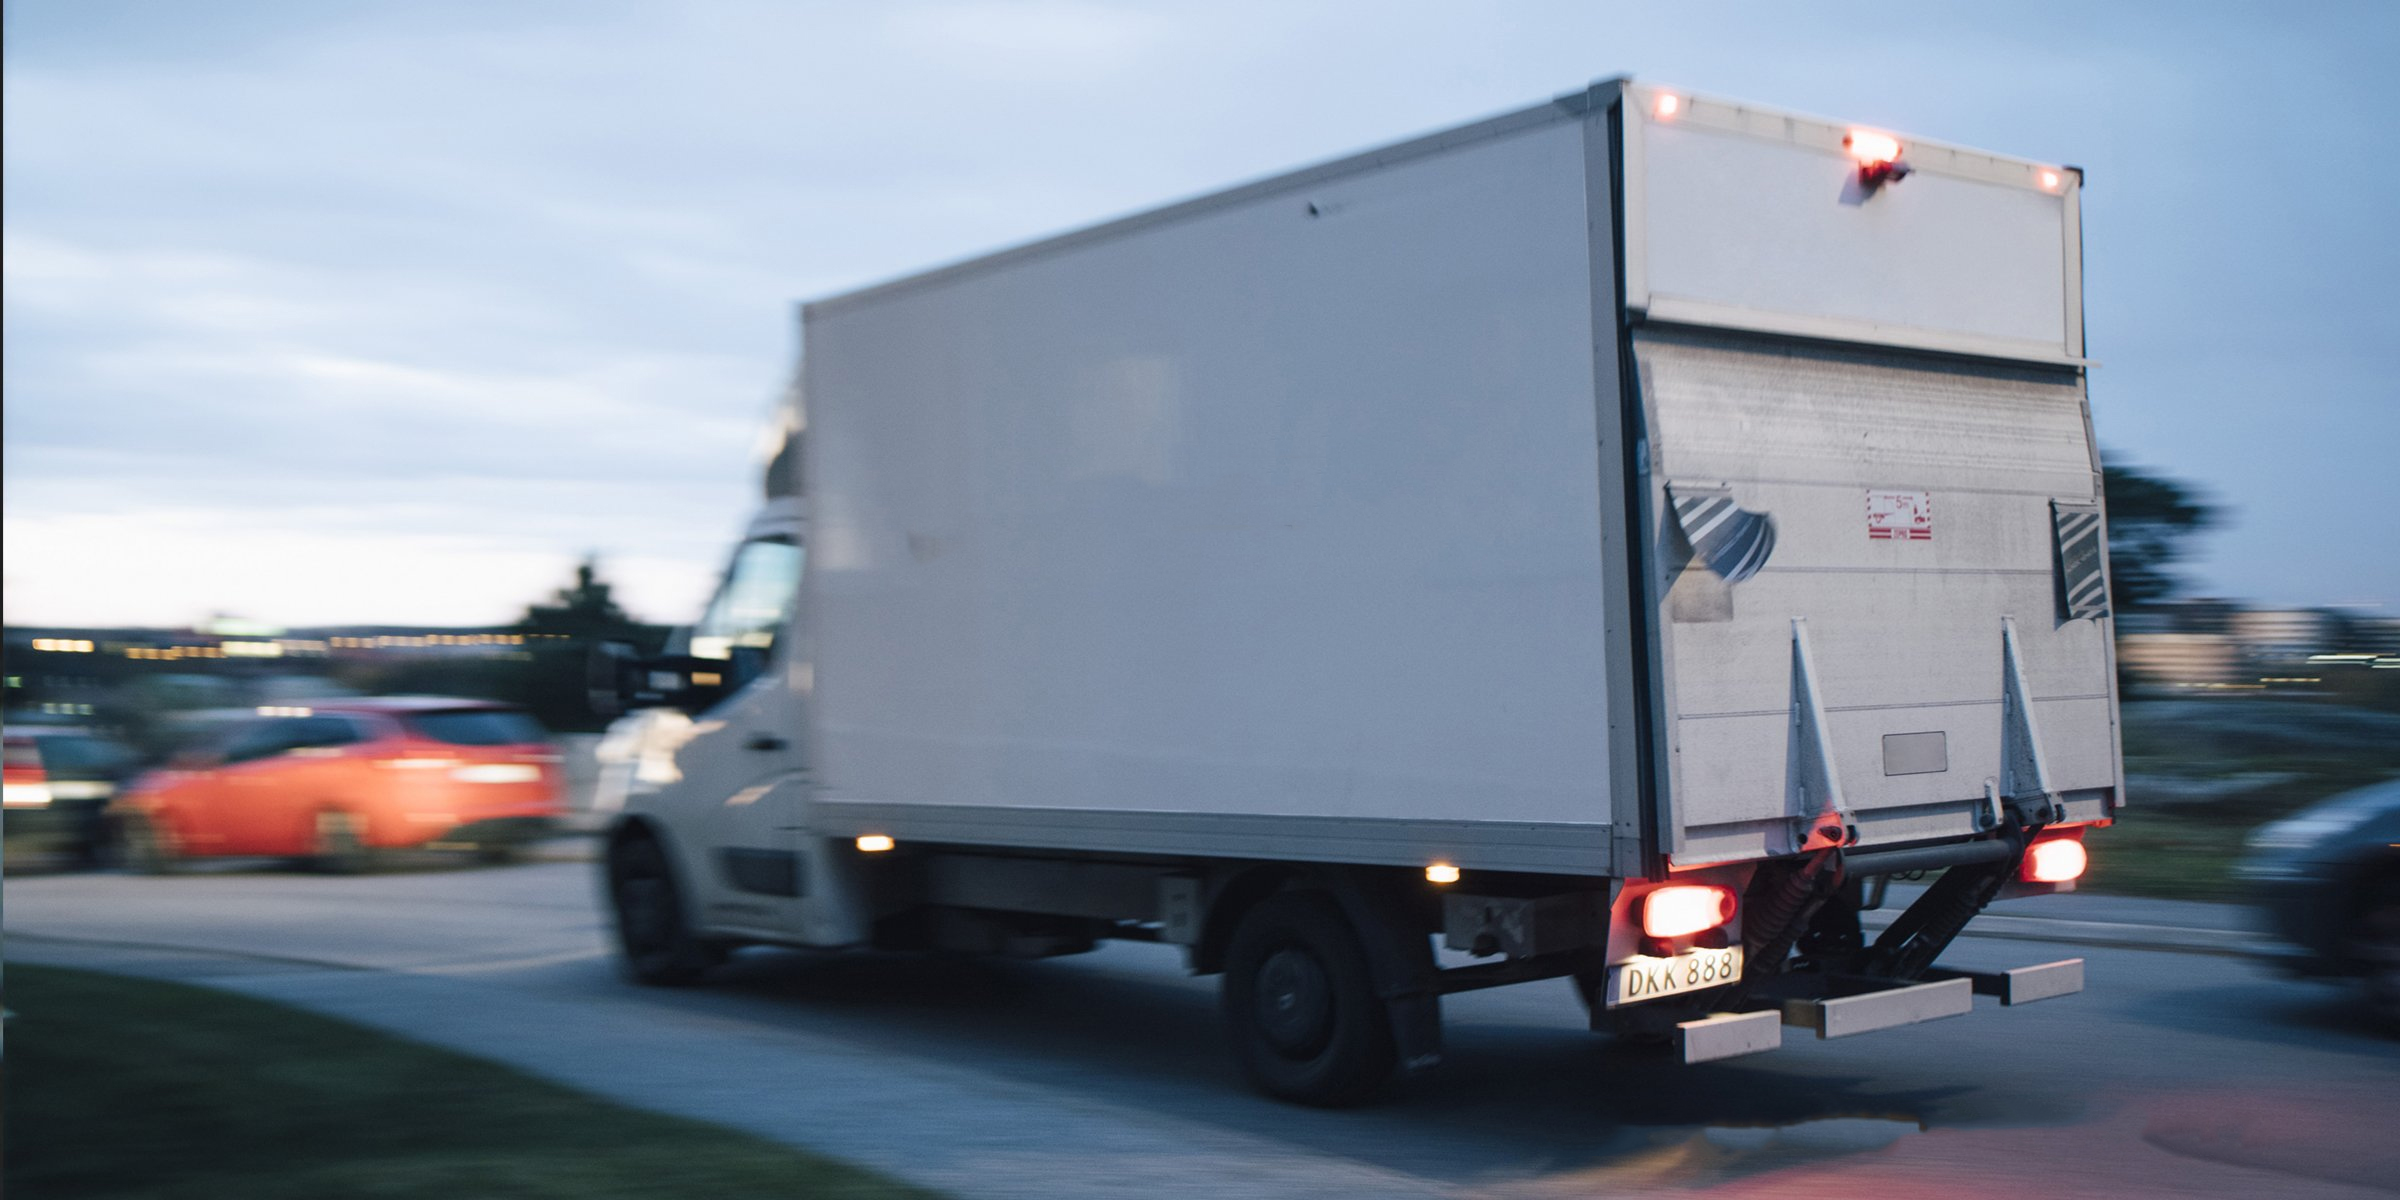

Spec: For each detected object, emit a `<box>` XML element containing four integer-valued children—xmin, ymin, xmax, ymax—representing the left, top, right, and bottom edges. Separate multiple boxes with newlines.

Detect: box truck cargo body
<box><xmin>602</xmin><ymin>79</ymin><xmax>2115</xmax><ymax>1105</ymax></box>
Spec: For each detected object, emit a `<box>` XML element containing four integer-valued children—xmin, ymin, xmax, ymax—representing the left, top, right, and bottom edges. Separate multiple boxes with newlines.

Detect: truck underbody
<box><xmin>607</xmin><ymin>807</ymin><xmax>2087</xmax><ymax>1104</ymax></box>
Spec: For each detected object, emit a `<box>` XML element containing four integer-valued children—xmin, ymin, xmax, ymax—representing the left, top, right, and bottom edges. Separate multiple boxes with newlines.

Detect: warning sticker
<box><xmin>1866</xmin><ymin>489</ymin><xmax>1932</xmax><ymax>541</ymax></box>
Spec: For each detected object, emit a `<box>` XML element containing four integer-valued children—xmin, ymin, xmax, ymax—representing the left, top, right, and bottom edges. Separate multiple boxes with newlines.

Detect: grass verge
<box><xmin>2087</xmin><ymin>699</ymin><xmax>2400</xmax><ymax>902</ymax></box>
<box><xmin>2079</xmin><ymin>808</ymin><xmax>2258</xmax><ymax>902</ymax></box>
<box><xmin>4</xmin><ymin>964</ymin><xmax>939</xmax><ymax>1200</ymax></box>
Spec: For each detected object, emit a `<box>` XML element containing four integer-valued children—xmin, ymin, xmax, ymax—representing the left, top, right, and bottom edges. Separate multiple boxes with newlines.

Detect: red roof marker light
<box><xmin>1844</xmin><ymin>129</ymin><xmax>1910</xmax><ymax>188</ymax></box>
<box><xmin>1845</xmin><ymin>129</ymin><xmax>1902</xmax><ymax>165</ymax></box>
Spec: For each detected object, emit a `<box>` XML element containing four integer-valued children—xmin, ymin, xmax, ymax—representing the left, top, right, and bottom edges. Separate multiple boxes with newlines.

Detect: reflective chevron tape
<box><xmin>1669</xmin><ymin>485</ymin><xmax>1778</xmax><ymax>585</ymax></box>
<box><xmin>2053</xmin><ymin>501</ymin><xmax>2109</xmax><ymax>620</ymax></box>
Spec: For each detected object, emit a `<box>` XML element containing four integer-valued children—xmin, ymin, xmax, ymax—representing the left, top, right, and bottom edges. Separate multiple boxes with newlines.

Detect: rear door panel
<box><xmin>1636</xmin><ymin>330</ymin><xmax>2119</xmax><ymax>864</ymax></box>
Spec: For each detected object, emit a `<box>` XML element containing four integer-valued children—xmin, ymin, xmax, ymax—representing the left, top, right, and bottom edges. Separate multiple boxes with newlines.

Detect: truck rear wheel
<box><xmin>1221</xmin><ymin>891</ymin><xmax>1396</xmax><ymax>1106</ymax></box>
<box><xmin>608</xmin><ymin>832</ymin><xmax>720</xmax><ymax>986</ymax></box>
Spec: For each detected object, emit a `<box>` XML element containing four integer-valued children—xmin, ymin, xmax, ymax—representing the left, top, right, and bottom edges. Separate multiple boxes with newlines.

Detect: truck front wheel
<box><xmin>1221</xmin><ymin>891</ymin><xmax>1397</xmax><ymax>1106</ymax></box>
<box><xmin>608</xmin><ymin>833</ymin><xmax>721</xmax><ymax>986</ymax></box>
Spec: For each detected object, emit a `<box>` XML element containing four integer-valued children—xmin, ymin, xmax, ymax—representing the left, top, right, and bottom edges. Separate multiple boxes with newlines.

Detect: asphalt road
<box><xmin>10</xmin><ymin>857</ymin><xmax>2400</xmax><ymax>1199</ymax></box>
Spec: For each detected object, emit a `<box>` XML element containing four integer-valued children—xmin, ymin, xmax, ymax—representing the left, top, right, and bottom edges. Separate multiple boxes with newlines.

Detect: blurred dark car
<box><xmin>3</xmin><ymin>725</ymin><xmax>143</xmax><ymax>865</ymax></box>
<box><xmin>2237</xmin><ymin>778</ymin><xmax>2400</xmax><ymax>1026</ymax></box>
<box><xmin>112</xmin><ymin>698</ymin><xmax>562</xmax><ymax>872</ymax></box>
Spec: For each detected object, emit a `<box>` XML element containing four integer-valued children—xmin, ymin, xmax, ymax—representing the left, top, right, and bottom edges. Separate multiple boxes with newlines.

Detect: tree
<box><xmin>519</xmin><ymin>557</ymin><xmax>646</xmax><ymax>641</ymax></box>
<box><xmin>513</xmin><ymin>555</ymin><xmax>667</xmax><ymax>732</ymax></box>
<box><xmin>2101</xmin><ymin>458</ymin><xmax>2221</xmax><ymax>611</ymax></box>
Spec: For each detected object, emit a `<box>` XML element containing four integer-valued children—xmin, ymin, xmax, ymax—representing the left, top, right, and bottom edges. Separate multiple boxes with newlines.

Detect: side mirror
<box><xmin>651</xmin><ymin>654</ymin><xmax>735</xmax><ymax>713</ymax></box>
<box><xmin>586</xmin><ymin>642</ymin><xmax>640</xmax><ymax>719</ymax></box>
<box><xmin>587</xmin><ymin>642</ymin><xmax>733</xmax><ymax>717</ymax></box>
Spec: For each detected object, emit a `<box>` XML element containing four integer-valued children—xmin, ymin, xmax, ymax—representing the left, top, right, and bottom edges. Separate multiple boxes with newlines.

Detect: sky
<box><xmin>5</xmin><ymin>0</ymin><xmax>2396</xmax><ymax>629</ymax></box>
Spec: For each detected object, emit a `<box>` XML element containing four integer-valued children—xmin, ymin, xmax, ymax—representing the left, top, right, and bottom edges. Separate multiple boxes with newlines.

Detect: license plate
<box><xmin>1605</xmin><ymin>945</ymin><xmax>1744</xmax><ymax>1007</ymax></box>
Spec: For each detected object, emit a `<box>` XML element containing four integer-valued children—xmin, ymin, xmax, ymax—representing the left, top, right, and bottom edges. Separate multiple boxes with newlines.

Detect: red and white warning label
<box><xmin>1866</xmin><ymin>489</ymin><xmax>1933</xmax><ymax>541</ymax></box>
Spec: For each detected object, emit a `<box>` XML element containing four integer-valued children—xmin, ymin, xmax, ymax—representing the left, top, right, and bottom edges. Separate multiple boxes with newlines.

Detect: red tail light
<box><xmin>1643</xmin><ymin>885</ymin><xmax>1737</xmax><ymax>939</ymax></box>
<box><xmin>2022</xmin><ymin>837</ymin><xmax>2088</xmax><ymax>884</ymax></box>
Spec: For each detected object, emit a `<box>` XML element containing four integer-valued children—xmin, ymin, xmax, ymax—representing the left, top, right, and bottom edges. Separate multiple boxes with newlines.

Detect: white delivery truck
<box><xmin>596</xmin><ymin>78</ymin><xmax>2118</xmax><ymax>1105</ymax></box>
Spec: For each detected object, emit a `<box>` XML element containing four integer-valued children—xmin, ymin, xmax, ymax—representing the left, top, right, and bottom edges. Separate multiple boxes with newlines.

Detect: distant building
<box><xmin>2228</xmin><ymin>609</ymin><xmax>2336</xmax><ymax>663</ymax></box>
<box><xmin>3</xmin><ymin>624</ymin><xmax>535</xmax><ymax>720</ymax></box>
<box><xmin>2115</xmin><ymin>632</ymin><xmax>2241</xmax><ymax>688</ymax></box>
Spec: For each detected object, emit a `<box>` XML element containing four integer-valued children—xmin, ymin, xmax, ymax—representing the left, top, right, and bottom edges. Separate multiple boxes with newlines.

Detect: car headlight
<box><xmin>451</xmin><ymin>764</ymin><xmax>541</xmax><ymax>784</ymax></box>
<box><xmin>2244</xmin><ymin>811</ymin><xmax>2374</xmax><ymax>856</ymax></box>
<box><xmin>3</xmin><ymin>782</ymin><xmax>54</xmax><ymax>809</ymax></box>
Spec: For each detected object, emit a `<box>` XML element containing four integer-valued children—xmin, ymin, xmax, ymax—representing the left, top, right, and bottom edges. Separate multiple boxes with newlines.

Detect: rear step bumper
<box><xmin>1925</xmin><ymin>958</ymin><xmax>2086</xmax><ymax>1005</ymax></box>
<box><xmin>1784</xmin><ymin>977</ymin><xmax>1972</xmax><ymax>1038</ymax></box>
<box><xmin>1676</xmin><ymin>1010</ymin><xmax>1784</xmax><ymax>1064</ymax></box>
<box><xmin>1674</xmin><ymin>957</ymin><xmax>2083</xmax><ymax>1064</ymax></box>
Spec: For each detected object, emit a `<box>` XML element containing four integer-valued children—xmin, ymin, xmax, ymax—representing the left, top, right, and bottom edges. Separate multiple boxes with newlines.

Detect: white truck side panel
<box><xmin>1624</xmin><ymin>87</ymin><xmax>2081</xmax><ymax>364</ymax></box>
<box><xmin>805</xmin><ymin>120</ymin><xmax>1618</xmax><ymax>869</ymax></box>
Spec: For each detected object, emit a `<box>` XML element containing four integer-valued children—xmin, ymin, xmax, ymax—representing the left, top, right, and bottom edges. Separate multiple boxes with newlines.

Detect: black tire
<box><xmin>116</xmin><ymin>812</ymin><xmax>180</xmax><ymax>875</ymax></box>
<box><xmin>1221</xmin><ymin>891</ymin><xmax>1397</xmax><ymax>1106</ymax></box>
<box><xmin>2351</xmin><ymin>874</ymin><xmax>2400</xmax><ymax>1033</ymax></box>
<box><xmin>608</xmin><ymin>833</ymin><xmax>719</xmax><ymax>986</ymax></box>
<box><xmin>309</xmin><ymin>810</ymin><xmax>374</xmax><ymax>874</ymax></box>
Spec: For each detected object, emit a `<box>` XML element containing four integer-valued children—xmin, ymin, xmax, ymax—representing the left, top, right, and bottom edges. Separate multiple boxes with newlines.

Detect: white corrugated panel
<box><xmin>1638</xmin><ymin>332</ymin><xmax>2116</xmax><ymax>863</ymax></box>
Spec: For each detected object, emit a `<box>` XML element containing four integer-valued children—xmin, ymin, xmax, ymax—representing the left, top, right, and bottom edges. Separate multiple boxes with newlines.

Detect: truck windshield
<box><xmin>688</xmin><ymin>537</ymin><xmax>802</xmax><ymax>666</ymax></box>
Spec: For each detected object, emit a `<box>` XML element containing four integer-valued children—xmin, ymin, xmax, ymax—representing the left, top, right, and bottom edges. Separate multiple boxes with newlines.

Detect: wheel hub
<box><xmin>1255</xmin><ymin>946</ymin><xmax>1334</xmax><ymax>1055</ymax></box>
<box><xmin>619</xmin><ymin>876</ymin><xmax>672</xmax><ymax>948</ymax></box>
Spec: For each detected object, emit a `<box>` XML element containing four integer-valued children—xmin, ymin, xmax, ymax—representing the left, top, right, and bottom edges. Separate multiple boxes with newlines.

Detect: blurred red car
<box><xmin>113</xmin><ymin>698</ymin><xmax>563</xmax><ymax>871</ymax></box>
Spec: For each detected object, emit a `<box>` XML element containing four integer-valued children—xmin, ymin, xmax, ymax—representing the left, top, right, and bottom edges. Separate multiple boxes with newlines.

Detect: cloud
<box><xmin>4</xmin><ymin>230</ymin><xmax>763</xmax><ymax>475</ymax></box>
<box><xmin>1</xmin><ymin>503</ymin><xmax>720</xmax><ymax>628</ymax></box>
<box><xmin>3</xmin><ymin>219</ymin><xmax>770</xmax><ymax>626</ymax></box>
<box><xmin>5</xmin><ymin>0</ymin><xmax>2397</xmax><ymax>630</ymax></box>
<box><xmin>879</xmin><ymin>2</ymin><xmax>1179</xmax><ymax>83</ymax></box>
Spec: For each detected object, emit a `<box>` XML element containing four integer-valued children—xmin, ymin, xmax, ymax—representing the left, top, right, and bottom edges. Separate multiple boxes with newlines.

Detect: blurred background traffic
<box><xmin>3</xmin><ymin>558</ymin><xmax>650</xmax><ymax>870</ymax></box>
